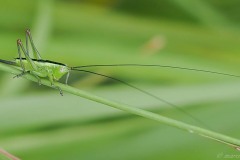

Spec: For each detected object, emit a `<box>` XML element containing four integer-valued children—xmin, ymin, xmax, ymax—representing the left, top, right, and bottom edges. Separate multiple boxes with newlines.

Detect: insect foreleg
<box><xmin>65</xmin><ymin>71</ymin><xmax>70</xmax><ymax>84</ymax></box>
<box><xmin>26</xmin><ymin>29</ymin><xmax>42</xmax><ymax>60</ymax></box>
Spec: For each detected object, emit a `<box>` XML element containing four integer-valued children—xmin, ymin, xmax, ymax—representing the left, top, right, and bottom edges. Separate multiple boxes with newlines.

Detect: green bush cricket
<box><xmin>0</xmin><ymin>29</ymin><xmax>239</xmax><ymax>126</ymax></box>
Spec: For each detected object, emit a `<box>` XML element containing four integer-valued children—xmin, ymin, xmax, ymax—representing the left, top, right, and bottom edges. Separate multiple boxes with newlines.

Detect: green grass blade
<box><xmin>0</xmin><ymin>62</ymin><xmax>240</xmax><ymax>150</ymax></box>
<box><xmin>171</xmin><ymin>0</ymin><xmax>231</xmax><ymax>29</ymax></box>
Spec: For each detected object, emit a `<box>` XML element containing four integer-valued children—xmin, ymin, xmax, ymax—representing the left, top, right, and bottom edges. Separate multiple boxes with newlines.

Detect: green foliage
<box><xmin>0</xmin><ymin>0</ymin><xmax>240</xmax><ymax>160</ymax></box>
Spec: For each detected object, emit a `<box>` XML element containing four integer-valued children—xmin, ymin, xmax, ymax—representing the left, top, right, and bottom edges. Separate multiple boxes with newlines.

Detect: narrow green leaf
<box><xmin>0</xmin><ymin>62</ymin><xmax>240</xmax><ymax>150</ymax></box>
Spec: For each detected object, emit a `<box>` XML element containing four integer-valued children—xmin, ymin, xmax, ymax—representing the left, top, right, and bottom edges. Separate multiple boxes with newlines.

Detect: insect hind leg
<box><xmin>13</xmin><ymin>70</ymin><xmax>30</xmax><ymax>78</ymax></box>
<box><xmin>15</xmin><ymin>40</ymin><xmax>34</xmax><ymax>80</ymax></box>
<box><xmin>14</xmin><ymin>70</ymin><xmax>42</xmax><ymax>86</ymax></box>
<box><xmin>15</xmin><ymin>39</ymin><xmax>27</xmax><ymax>78</ymax></box>
<box><xmin>26</xmin><ymin>29</ymin><xmax>42</xmax><ymax>60</ymax></box>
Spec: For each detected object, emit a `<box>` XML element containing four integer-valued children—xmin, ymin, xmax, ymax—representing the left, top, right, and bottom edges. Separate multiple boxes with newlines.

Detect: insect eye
<box><xmin>60</xmin><ymin>67</ymin><xmax>66</xmax><ymax>73</ymax></box>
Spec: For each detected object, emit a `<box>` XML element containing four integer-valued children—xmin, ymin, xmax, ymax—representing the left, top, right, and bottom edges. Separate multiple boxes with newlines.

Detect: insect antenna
<box><xmin>71</xmin><ymin>68</ymin><xmax>208</xmax><ymax>127</ymax></box>
<box><xmin>72</xmin><ymin>64</ymin><xmax>240</xmax><ymax>78</ymax></box>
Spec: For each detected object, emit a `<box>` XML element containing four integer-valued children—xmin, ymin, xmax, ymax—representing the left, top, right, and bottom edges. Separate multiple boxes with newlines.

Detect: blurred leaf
<box><xmin>1</xmin><ymin>1</ymin><xmax>240</xmax><ymax>159</ymax></box>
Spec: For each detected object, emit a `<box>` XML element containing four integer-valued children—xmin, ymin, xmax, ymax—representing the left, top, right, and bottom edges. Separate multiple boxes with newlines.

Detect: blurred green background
<box><xmin>0</xmin><ymin>0</ymin><xmax>240</xmax><ymax>159</ymax></box>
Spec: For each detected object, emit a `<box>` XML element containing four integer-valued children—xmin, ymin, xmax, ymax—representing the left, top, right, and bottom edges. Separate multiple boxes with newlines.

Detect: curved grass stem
<box><xmin>0</xmin><ymin>62</ymin><xmax>240</xmax><ymax>150</ymax></box>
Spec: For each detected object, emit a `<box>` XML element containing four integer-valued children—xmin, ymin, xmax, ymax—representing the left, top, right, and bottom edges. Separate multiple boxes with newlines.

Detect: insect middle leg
<box><xmin>47</xmin><ymin>72</ymin><xmax>63</xmax><ymax>96</ymax></box>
